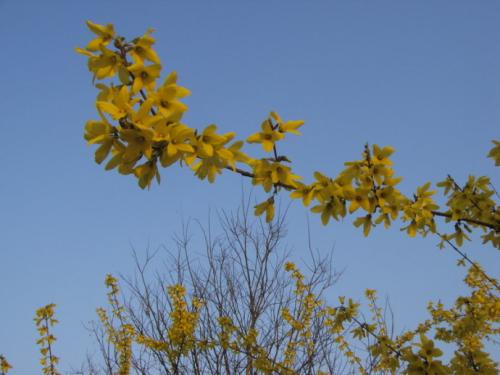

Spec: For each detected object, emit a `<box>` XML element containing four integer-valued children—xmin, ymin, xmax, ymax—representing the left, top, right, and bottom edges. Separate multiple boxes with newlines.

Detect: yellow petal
<box><xmin>96</xmin><ymin>101</ymin><xmax>126</xmax><ymax>120</ymax></box>
<box><xmin>94</xmin><ymin>141</ymin><xmax>113</xmax><ymax>164</ymax></box>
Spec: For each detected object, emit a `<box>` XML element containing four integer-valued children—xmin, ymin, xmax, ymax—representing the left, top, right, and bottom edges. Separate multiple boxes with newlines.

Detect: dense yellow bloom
<box><xmin>163</xmin><ymin>284</ymin><xmax>201</xmax><ymax>358</ymax></box>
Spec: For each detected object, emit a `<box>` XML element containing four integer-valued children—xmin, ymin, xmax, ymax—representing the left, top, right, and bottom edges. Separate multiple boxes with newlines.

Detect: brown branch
<box><xmin>431</xmin><ymin>211</ymin><xmax>499</xmax><ymax>232</ymax></box>
<box><xmin>436</xmin><ymin>232</ymin><xmax>500</xmax><ymax>292</ymax></box>
<box><xmin>348</xmin><ymin>314</ymin><xmax>402</xmax><ymax>358</ymax></box>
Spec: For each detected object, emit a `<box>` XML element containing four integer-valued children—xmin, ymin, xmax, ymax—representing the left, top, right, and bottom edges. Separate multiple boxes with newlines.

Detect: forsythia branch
<box><xmin>76</xmin><ymin>21</ymin><xmax>499</xmax><ymax>256</ymax></box>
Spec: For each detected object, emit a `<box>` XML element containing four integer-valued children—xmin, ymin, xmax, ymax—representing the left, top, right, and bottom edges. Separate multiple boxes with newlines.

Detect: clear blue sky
<box><xmin>1</xmin><ymin>0</ymin><xmax>499</xmax><ymax>373</ymax></box>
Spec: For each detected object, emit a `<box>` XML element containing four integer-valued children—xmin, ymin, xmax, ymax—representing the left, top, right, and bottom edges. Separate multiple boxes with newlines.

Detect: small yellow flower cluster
<box><xmin>426</xmin><ymin>264</ymin><xmax>500</xmax><ymax>374</ymax></box>
<box><xmin>296</xmin><ymin>144</ymin><xmax>406</xmax><ymax>236</ymax></box>
<box><xmin>437</xmin><ymin>175</ymin><xmax>499</xmax><ymax>248</ymax></box>
<box><xmin>34</xmin><ymin>304</ymin><xmax>60</xmax><ymax>375</ymax></box>
<box><xmin>135</xmin><ymin>284</ymin><xmax>203</xmax><ymax>371</ymax></box>
<box><xmin>165</xmin><ymin>284</ymin><xmax>201</xmax><ymax>357</ymax></box>
<box><xmin>402</xmin><ymin>334</ymin><xmax>448</xmax><ymax>375</ymax></box>
<box><xmin>278</xmin><ymin>263</ymin><xmax>335</xmax><ymax>371</ymax></box>
<box><xmin>400</xmin><ymin>182</ymin><xmax>439</xmax><ymax>237</ymax></box>
<box><xmin>319</xmin><ymin>261</ymin><xmax>499</xmax><ymax>375</ymax></box>
<box><xmin>247</xmin><ymin>111</ymin><xmax>303</xmax><ymax>152</ymax></box>
<box><xmin>97</xmin><ymin>275</ymin><xmax>134</xmax><ymax>375</ymax></box>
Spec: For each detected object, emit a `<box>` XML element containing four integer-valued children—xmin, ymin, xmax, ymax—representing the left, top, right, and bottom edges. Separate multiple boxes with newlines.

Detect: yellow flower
<box><xmin>84</xmin><ymin>117</ymin><xmax>114</xmax><ymax>146</ymax></box>
<box><xmin>76</xmin><ymin>47</ymin><xmax>122</xmax><ymax>80</ymax></box>
<box><xmin>311</xmin><ymin>197</ymin><xmax>341</xmax><ymax>225</ymax></box>
<box><xmin>155</xmin><ymin>123</ymin><xmax>195</xmax><ymax>166</ymax></box>
<box><xmin>96</xmin><ymin>85</ymin><xmax>134</xmax><ymax>120</ymax></box>
<box><xmin>130</xmin><ymin>30</ymin><xmax>160</xmax><ymax>64</ymax></box>
<box><xmin>119</xmin><ymin>127</ymin><xmax>155</xmax><ymax>163</ymax></box>
<box><xmin>347</xmin><ymin>188</ymin><xmax>371</xmax><ymax>213</ymax></box>
<box><xmin>353</xmin><ymin>214</ymin><xmax>373</xmax><ymax>236</ymax></box>
<box><xmin>269</xmin><ymin>162</ymin><xmax>301</xmax><ymax>188</ymax></box>
<box><xmin>153</xmin><ymin>71</ymin><xmax>191</xmax><ymax>121</ymax></box>
<box><xmin>128</xmin><ymin>63</ymin><xmax>162</xmax><ymax>93</ymax></box>
<box><xmin>247</xmin><ymin>119</ymin><xmax>284</xmax><ymax>152</ymax></box>
<box><xmin>290</xmin><ymin>182</ymin><xmax>316</xmax><ymax>206</ymax></box>
<box><xmin>134</xmin><ymin>161</ymin><xmax>159</xmax><ymax>189</ymax></box>
<box><xmin>487</xmin><ymin>140</ymin><xmax>500</xmax><ymax>166</ymax></box>
<box><xmin>224</xmin><ymin>141</ymin><xmax>251</xmax><ymax>170</ymax></box>
<box><xmin>254</xmin><ymin>197</ymin><xmax>275</xmax><ymax>222</ymax></box>
<box><xmin>284</xmin><ymin>262</ymin><xmax>296</xmax><ymax>272</ymax></box>
<box><xmin>85</xmin><ymin>21</ymin><xmax>115</xmax><ymax>51</ymax></box>
<box><xmin>270</xmin><ymin>111</ymin><xmax>304</xmax><ymax>135</ymax></box>
<box><xmin>371</xmin><ymin>144</ymin><xmax>394</xmax><ymax>166</ymax></box>
<box><xmin>194</xmin><ymin>124</ymin><xmax>234</xmax><ymax>158</ymax></box>
<box><xmin>84</xmin><ymin>111</ymin><xmax>117</xmax><ymax>164</ymax></box>
<box><xmin>191</xmin><ymin>156</ymin><xmax>225</xmax><ymax>183</ymax></box>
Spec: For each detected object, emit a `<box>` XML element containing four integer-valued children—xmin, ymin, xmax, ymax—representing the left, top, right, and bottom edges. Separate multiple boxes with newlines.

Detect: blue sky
<box><xmin>1</xmin><ymin>0</ymin><xmax>499</xmax><ymax>373</ymax></box>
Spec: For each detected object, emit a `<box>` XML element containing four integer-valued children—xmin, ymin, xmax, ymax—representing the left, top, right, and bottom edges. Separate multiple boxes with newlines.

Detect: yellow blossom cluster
<box><xmin>97</xmin><ymin>274</ymin><xmax>134</xmax><ymax>375</ymax></box>
<box><xmin>319</xmin><ymin>263</ymin><xmax>499</xmax><ymax>375</ymax></box>
<box><xmin>437</xmin><ymin>175</ymin><xmax>499</xmax><ymax>248</ymax></box>
<box><xmin>34</xmin><ymin>304</ymin><xmax>60</xmax><ymax>375</ymax></box>
<box><xmin>165</xmin><ymin>284</ymin><xmax>202</xmax><ymax>357</ymax></box>
<box><xmin>426</xmin><ymin>264</ymin><xmax>500</xmax><ymax>374</ymax></box>
<box><xmin>280</xmin><ymin>263</ymin><xmax>323</xmax><ymax>369</ymax></box>
<box><xmin>135</xmin><ymin>284</ymin><xmax>203</xmax><ymax>371</ymax></box>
